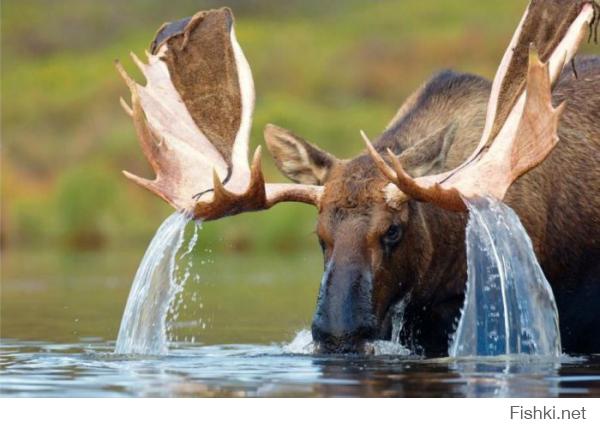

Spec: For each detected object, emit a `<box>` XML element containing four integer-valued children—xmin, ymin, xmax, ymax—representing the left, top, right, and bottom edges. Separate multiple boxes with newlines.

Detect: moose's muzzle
<box><xmin>311</xmin><ymin>261</ymin><xmax>377</xmax><ymax>353</ymax></box>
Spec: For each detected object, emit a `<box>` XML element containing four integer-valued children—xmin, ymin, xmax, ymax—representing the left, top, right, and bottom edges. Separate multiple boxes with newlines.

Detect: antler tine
<box><xmin>115</xmin><ymin>60</ymin><xmax>137</xmax><ymax>93</ymax></box>
<box><xmin>116</xmin><ymin>57</ymin><xmax>162</xmax><ymax>172</ymax></box>
<box><xmin>129</xmin><ymin>51</ymin><xmax>147</xmax><ymax>75</ymax></box>
<box><xmin>129</xmin><ymin>90</ymin><xmax>163</xmax><ymax>175</ymax></box>
<box><xmin>384</xmin><ymin>148</ymin><xmax>466</xmax><ymax>211</ymax></box>
<box><xmin>385</xmin><ymin>148</ymin><xmax>428</xmax><ymax>201</ymax></box>
<box><xmin>191</xmin><ymin>146</ymin><xmax>270</xmax><ymax>221</ymax></box>
<box><xmin>121</xmin><ymin>97</ymin><xmax>176</xmax><ymax>207</ymax></box>
<box><xmin>119</xmin><ymin>97</ymin><xmax>133</xmax><ymax>117</ymax></box>
<box><xmin>122</xmin><ymin>169</ymin><xmax>179</xmax><ymax>211</ymax></box>
<box><xmin>211</xmin><ymin>168</ymin><xmax>233</xmax><ymax>202</ymax></box>
<box><xmin>362</xmin><ymin>130</ymin><xmax>466</xmax><ymax>210</ymax></box>
<box><xmin>122</xmin><ymin>170</ymin><xmax>157</xmax><ymax>193</ymax></box>
<box><xmin>208</xmin><ymin>146</ymin><xmax>267</xmax><ymax>206</ymax></box>
<box><xmin>249</xmin><ymin>146</ymin><xmax>267</xmax><ymax>199</ymax></box>
<box><xmin>360</xmin><ymin>130</ymin><xmax>397</xmax><ymax>183</ymax></box>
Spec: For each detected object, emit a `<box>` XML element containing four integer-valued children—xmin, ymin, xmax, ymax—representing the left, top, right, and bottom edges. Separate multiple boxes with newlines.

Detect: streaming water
<box><xmin>113</xmin><ymin>196</ymin><xmax>560</xmax><ymax>359</ymax></box>
<box><xmin>114</xmin><ymin>212</ymin><xmax>199</xmax><ymax>355</ymax></box>
<box><xmin>449</xmin><ymin>197</ymin><xmax>561</xmax><ymax>358</ymax></box>
<box><xmin>5</xmin><ymin>203</ymin><xmax>600</xmax><ymax>397</ymax></box>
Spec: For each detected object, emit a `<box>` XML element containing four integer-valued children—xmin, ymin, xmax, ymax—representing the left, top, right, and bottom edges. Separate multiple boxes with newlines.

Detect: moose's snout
<box><xmin>311</xmin><ymin>262</ymin><xmax>377</xmax><ymax>353</ymax></box>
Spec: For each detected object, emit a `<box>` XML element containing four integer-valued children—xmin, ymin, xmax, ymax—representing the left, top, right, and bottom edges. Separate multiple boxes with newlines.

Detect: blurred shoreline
<box><xmin>5</xmin><ymin>0</ymin><xmax>594</xmax><ymax>253</ymax></box>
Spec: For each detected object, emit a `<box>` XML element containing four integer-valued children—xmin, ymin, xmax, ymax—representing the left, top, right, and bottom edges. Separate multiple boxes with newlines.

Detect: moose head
<box><xmin>117</xmin><ymin>2</ymin><xmax>596</xmax><ymax>355</ymax></box>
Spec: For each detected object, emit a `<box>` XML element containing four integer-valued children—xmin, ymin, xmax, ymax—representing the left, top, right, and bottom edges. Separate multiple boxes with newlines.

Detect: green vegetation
<box><xmin>5</xmin><ymin>0</ymin><xmax>589</xmax><ymax>253</ymax></box>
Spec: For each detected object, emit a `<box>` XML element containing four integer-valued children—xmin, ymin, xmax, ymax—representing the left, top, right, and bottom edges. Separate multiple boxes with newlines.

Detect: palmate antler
<box><xmin>365</xmin><ymin>0</ymin><xmax>596</xmax><ymax>212</ymax></box>
<box><xmin>117</xmin><ymin>8</ymin><xmax>322</xmax><ymax>220</ymax></box>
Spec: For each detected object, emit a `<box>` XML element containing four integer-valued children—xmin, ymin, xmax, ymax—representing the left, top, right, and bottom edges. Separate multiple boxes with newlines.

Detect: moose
<box><xmin>117</xmin><ymin>0</ymin><xmax>600</xmax><ymax>356</ymax></box>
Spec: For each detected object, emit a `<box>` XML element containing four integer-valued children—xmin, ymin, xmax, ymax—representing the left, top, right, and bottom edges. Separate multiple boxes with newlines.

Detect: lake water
<box><xmin>2</xmin><ymin>249</ymin><xmax>600</xmax><ymax>397</ymax></box>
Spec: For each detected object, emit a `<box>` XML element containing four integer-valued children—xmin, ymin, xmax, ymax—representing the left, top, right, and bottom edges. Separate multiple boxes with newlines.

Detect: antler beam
<box><xmin>118</xmin><ymin>8</ymin><xmax>322</xmax><ymax>220</ymax></box>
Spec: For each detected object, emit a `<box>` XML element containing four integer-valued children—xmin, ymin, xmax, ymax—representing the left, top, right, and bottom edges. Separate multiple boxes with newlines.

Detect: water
<box><xmin>113</xmin><ymin>196</ymin><xmax>561</xmax><ymax>360</ymax></box>
<box><xmin>3</xmin><ymin>336</ymin><xmax>600</xmax><ymax>397</ymax></box>
<box><xmin>2</xmin><ymin>248</ymin><xmax>600</xmax><ymax>397</ymax></box>
<box><xmin>115</xmin><ymin>212</ymin><xmax>199</xmax><ymax>355</ymax></box>
<box><xmin>450</xmin><ymin>197</ymin><xmax>561</xmax><ymax>358</ymax></box>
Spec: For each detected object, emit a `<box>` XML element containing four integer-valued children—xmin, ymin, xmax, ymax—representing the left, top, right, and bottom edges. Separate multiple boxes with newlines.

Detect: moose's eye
<box><xmin>381</xmin><ymin>224</ymin><xmax>403</xmax><ymax>247</ymax></box>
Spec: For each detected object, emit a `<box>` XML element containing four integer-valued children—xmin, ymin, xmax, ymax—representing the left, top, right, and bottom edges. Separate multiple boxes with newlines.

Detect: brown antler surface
<box><xmin>118</xmin><ymin>8</ymin><xmax>322</xmax><ymax>220</ymax></box>
<box><xmin>367</xmin><ymin>1</ymin><xmax>596</xmax><ymax>211</ymax></box>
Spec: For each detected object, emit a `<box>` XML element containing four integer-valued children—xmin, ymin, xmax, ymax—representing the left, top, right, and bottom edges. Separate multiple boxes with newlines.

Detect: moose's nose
<box><xmin>311</xmin><ymin>262</ymin><xmax>377</xmax><ymax>353</ymax></box>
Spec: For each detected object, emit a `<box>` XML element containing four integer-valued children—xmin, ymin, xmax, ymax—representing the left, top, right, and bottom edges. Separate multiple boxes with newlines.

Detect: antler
<box><xmin>365</xmin><ymin>1</ymin><xmax>596</xmax><ymax>211</ymax></box>
<box><xmin>117</xmin><ymin>8</ymin><xmax>322</xmax><ymax>220</ymax></box>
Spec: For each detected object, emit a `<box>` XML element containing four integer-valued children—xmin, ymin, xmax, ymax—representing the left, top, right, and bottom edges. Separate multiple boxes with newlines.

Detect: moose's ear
<box><xmin>264</xmin><ymin>124</ymin><xmax>338</xmax><ymax>185</ymax></box>
<box><xmin>397</xmin><ymin>123</ymin><xmax>458</xmax><ymax>177</ymax></box>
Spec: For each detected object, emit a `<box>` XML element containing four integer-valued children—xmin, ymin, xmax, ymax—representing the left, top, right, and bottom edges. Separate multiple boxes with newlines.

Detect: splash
<box><xmin>115</xmin><ymin>212</ymin><xmax>200</xmax><ymax>355</ymax></box>
<box><xmin>367</xmin><ymin>297</ymin><xmax>411</xmax><ymax>356</ymax></box>
<box><xmin>283</xmin><ymin>330</ymin><xmax>315</xmax><ymax>354</ymax></box>
<box><xmin>283</xmin><ymin>326</ymin><xmax>411</xmax><ymax>357</ymax></box>
<box><xmin>367</xmin><ymin>340</ymin><xmax>412</xmax><ymax>356</ymax></box>
<box><xmin>449</xmin><ymin>197</ymin><xmax>561</xmax><ymax>358</ymax></box>
<box><xmin>284</xmin><ymin>297</ymin><xmax>412</xmax><ymax>356</ymax></box>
